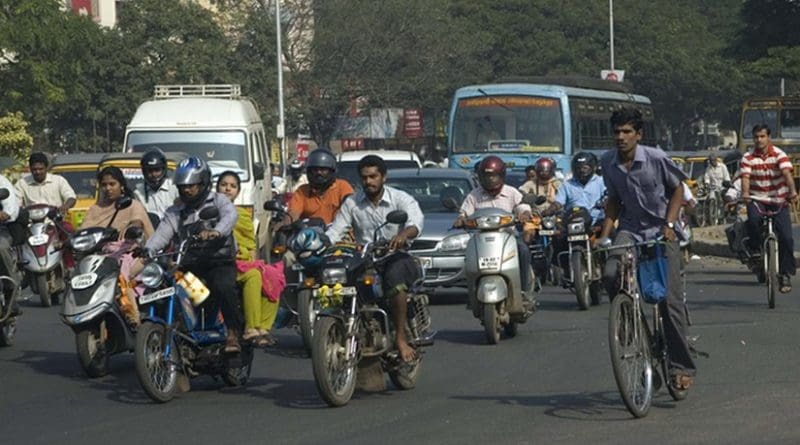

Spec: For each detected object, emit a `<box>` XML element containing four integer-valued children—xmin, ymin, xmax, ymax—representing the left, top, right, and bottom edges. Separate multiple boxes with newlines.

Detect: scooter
<box><xmin>19</xmin><ymin>204</ymin><xmax>69</xmax><ymax>307</ymax></box>
<box><xmin>60</xmin><ymin>196</ymin><xmax>139</xmax><ymax>377</ymax></box>
<box><xmin>464</xmin><ymin>207</ymin><xmax>536</xmax><ymax>344</ymax></box>
<box><xmin>0</xmin><ymin>188</ymin><xmax>21</xmax><ymax>346</ymax></box>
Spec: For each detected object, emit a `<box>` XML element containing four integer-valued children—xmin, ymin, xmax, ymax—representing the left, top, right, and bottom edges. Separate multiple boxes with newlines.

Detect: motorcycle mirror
<box><xmin>264</xmin><ymin>199</ymin><xmax>283</xmax><ymax>212</ymax></box>
<box><xmin>199</xmin><ymin>207</ymin><xmax>219</xmax><ymax>221</ymax></box>
<box><xmin>0</xmin><ymin>188</ymin><xmax>8</xmax><ymax>200</ymax></box>
<box><xmin>534</xmin><ymin>195</ymin><xmax>547</xmax><ymax>206</ymax></box>
<box><xmin>441</xmin><ymin>197</ymin><xmax>459</xmax><ymax>211</ymax></box>
<box><xmin>115</xmin><ymin>196</ymin><xmax>133</xmax><ymax>210</ymax></box>
<box><xmin>124</xmin><ymin>225</ymin><xmax>144</xmax><ymax>241</ymax></box>
<box><xmin>386</xmin><ymin>210</ymin><xmax>408</xmax><ymax>225</ymax></box>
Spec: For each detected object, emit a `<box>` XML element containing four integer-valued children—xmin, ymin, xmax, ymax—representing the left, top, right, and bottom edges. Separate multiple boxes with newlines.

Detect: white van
<box><xmin>336</xmin><ymin>149</ymin><xmax>422</xmax><ymax>187</ymax></box>
<box><xmin>123</xmin><ymin>84</ymin><xmax>272</xmax><ymax>256</ymax></box>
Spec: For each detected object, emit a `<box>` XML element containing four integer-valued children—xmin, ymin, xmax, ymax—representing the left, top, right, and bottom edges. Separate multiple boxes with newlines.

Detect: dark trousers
<box><xmin>516</xmin><ymin>236</ymin><xmax>531</xmax><ymax>292</ymax></box>
<box><xmin>745</xmin><ymin>202</ymin><xmax>796</xmax><ymax>276</ymax></box>
<box><xmin>185</xmin><ymin>262</ymin><xmax>243</xmax><ymax>332</ymax></box>
<box><xmin>603</xmin><ymin>231</ymin><xmax>696</xmax><ymax>376</ymax></box>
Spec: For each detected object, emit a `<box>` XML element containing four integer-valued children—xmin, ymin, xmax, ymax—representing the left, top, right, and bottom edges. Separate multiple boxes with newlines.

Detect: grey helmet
<box><xmin>174</xmin><ymin>157</ymin><xmax>211</xmax><ymax>206</ymax></box>
<box><xmin>305</xmin><ymin>149</ymin><xmax>337</xmax><ymax>189</ymax></box>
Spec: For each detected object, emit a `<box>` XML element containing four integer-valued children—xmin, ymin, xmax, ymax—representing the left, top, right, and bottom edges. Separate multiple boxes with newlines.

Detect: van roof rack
<box><xmin>153</xmin><ymin>84</ymin><xmax>242</xmax><ymax>99</ymax></box>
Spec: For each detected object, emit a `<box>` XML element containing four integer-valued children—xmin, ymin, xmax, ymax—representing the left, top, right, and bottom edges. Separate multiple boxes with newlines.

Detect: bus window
<box><xmin>743</xmin><ymin>109</ymin><xmax>778</xmax><ymax>135</ymax></box>
<box><xmin>452</xmin><ymin>95</ymin><xmax>564</xmax><ymax>153</ymax></box>
<box><xmin>781</xmin><ymin>109</ymin><xmax>800</xmax><ymax>138</ymax></box>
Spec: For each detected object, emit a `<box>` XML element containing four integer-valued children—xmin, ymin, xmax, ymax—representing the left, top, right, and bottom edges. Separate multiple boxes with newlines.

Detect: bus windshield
<box><xmin>742</xmin><ymin>109</ymin><xmax>778</xmax><ymax>137</ymax></box>
<box><xmin>451</xmin><ymin>95</ymin><xmax>563</xmax><ymax>154</ymax></box>
<box><xmin>127</xmin><ymin>131</ymin><xmax>249</xmax><ymax>180</ymax></box>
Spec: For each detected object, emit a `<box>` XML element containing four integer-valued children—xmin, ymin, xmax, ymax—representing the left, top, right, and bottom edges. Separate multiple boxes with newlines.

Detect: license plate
<box><xmin>28</xmin><ymin>234</ymin><xmax>48</xmax><ymax>246</ymax></box>
<box><xmin>70</xmin><ymin>272</ymin><xmax>97</xmax><ymax>290</ymax></box>
<box><xmin>539</xmin><ymin>230</ymin><xmax>555</xmax><ymax>236</ymax></box>
<box><xmin>313</xmin><ymin>286</ymin><xmax>357</xmax><ymax>297</ymax></box>
<box><xmin>479</xmin><ymin>256</ymin><xmax>500</xmax><ymax>270</ymax></box>
<box><xmin>418</xmin><ymin>256</ymin><xmax>433</xmax><ymax>269</ymax></box>
<box><xmin>139</xmin><ymin>287</ymin><xmax>176</xmax><ymax>304</ymax></box>
<box><xmin>568</xmin><ymin>234</ymin><xmax>588</xmax><ymax>241</ymax></box>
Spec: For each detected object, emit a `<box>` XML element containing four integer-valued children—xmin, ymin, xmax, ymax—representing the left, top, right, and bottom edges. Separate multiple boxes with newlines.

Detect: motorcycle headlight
<box><xmin>440</xmin><ymin>233</ymin><xmax>471</xmax><ymax>252</ymax></box>
<box><xmin>70</xmin><ymin>232</ymin><xmax>103</xmax><ymax>252</ymax></box>
<box><xmin>542</xmin><ymin>218</ymin><xmax>556</xmax><ymax>229</ymax></box>
<box><xmin>467</xmin><ymin>215</ymin><xmax>514</xmax><ymax>230</ymax></box>
<box><xmin>140</xmin><ymin>262</ymin><xmax>165</xmax><ymax>288</ymax></box>
<box><xmin>322</xmin><ymin>267</ymin><xmax>346</xmax><ymax>285</ymax></box>
<box><xmin>568</xmin><ymin>222</ymin><xmax>584</xmax><ymax>234</ymax></box>
<box><xmin>28</xmin><ymin>207</ymin><xmax>49</xmax><ymax>222</ymax></box>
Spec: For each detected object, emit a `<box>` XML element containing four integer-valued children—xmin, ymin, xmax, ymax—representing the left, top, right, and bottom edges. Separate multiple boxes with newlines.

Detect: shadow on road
<box><xmin>433</xmin><ymin>329</ymin><xmax>487</xmax><ymax>345</ymax></box>
<box><xmin>451</xmin><ymin>390</ymin><xmax>678</xmax><ymax>421</ymax></box>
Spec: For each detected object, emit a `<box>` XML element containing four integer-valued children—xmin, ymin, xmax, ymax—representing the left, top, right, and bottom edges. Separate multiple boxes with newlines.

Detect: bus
<box><xmin>447</xmin><ymin>76</ymin><xmax>656</xmax><ymax>175</ymax></box>
<box><xmin>739</xmin><ymin>97</ymin><xmax>800</xmax><ymax>154</ymax></box>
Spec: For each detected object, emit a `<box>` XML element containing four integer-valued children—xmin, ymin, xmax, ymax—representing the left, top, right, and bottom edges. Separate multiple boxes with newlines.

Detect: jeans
<box><xmin>745</xmin><ymin>202</ymin><xmax>796</xmax><ymax>276</ymax></box>
<box><xmin>603</xmin><ymin>231</ymin><xmax>696</xmax><ymax>376</ymax></box>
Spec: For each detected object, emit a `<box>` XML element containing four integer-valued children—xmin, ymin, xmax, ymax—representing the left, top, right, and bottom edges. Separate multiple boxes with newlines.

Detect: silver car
<box><xmin>386</xmin><ymin>168</ymin><xmax>476</xmax><ymax>291</ymax></box>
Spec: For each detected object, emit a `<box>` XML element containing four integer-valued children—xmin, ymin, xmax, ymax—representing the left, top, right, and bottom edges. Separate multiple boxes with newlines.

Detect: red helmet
<box><xmin>534</xmin><ymin>157</ymin><xmax>555</xmax><ymax>181</ymax></box>
<box><xmin>477</xmin><ymin>156</ymin><xmax>506</xmax><ymax>195</ymax></box>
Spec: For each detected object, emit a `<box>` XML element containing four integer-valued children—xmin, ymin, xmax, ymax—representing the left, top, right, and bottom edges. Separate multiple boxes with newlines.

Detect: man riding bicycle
<box><xmin>597</xmin><ymin>107</ymin><xmax>696</xmax><ymax>392</ymax></box>
<box><xmin>740</xmin><ymin>123</ymin><xmax>797</xmax><ymax>293</ymax></box>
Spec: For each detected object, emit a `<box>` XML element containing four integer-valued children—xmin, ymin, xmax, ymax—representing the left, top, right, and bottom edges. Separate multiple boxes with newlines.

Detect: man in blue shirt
<box><xmin>597</xmin><ymin>107</ymin><xmax>696</xmax><ymax>392</ymax></box>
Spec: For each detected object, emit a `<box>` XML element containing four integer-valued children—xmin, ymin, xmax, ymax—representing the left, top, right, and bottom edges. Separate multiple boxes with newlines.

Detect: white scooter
<box><xmin>463</xmin><ymin>207</ymin><xmax>537</xmax><ymax>344</ymax></box>
<box><xmin>19</xmin><ymin>204</ymin><xmax>68</xmax><ymax>307</ymax></box>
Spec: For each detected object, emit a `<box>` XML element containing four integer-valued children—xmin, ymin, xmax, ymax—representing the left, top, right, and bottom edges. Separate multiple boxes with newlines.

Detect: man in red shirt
<box><xmin>740</xmin><ymin>123</ymin><xmax>798</xmax><ymax>292</ymax></box>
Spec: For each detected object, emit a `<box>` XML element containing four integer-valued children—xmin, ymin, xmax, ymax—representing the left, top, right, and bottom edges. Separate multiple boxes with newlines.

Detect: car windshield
<box><xmin>452</xmin><ymin>95</ymin><xmax>564</xmax><ymax>153</ymax></box>
<box><xmin>127</xmin><ymin>131</ymin><xmax>249</xmax><ymax>180</ymax></box>
<box><xmin>58</xmin><ymin>171</ymin><xmax>97</xmax><ymax>199</ymax></box>
<box><xmin>338</xmin><ymin>160</ymin><xmax>420</xmax><ymax>188</ymax></box>
<box><xmin>385</xmin><ymin>177</ymin><xmax>472</xmax><ymax>213</ymax></box>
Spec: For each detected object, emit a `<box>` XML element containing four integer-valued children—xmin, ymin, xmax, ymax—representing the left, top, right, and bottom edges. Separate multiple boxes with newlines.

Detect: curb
<box><xmin>691</xmin><ymin>239</ymin><xmax>800</xmax><ymax>263</ymax></box>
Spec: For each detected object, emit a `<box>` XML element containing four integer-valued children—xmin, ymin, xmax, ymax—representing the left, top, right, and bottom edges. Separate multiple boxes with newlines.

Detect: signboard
<box><xmin>296</xmin><ymin>139</ymin><xmax>310</xmax><ymax>163</ymax></box>
<box><xmin>402</xmin><ymin>108</ymin><xmax>423</xmax><ymax>138</ymax></box>
<box><xmin>459</xmin><ymin>96</ymin><xmax>558</xmax><ymax>108</ymax></box>
<box><xmin>601</xmin><ymin>70</ymin><xmax>625</xmax><ymax>82</ymax></box>
<box><xmin>342</xmin><ymin>138</ymin><xmax>365</xmax><ymax>151</ymax></box>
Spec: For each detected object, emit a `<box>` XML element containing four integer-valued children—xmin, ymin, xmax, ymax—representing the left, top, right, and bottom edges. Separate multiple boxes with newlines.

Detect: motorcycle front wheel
<box><xmin>482</xmin><ymin>303</ymin><xmax>500</xmax><ymax>345</ymax></box>
<box><xmin>571</xmin><ymin>252</ymin><xmax>590</xmax><ymax>310</ymax></box>
<box><xmin>36</xmin><ymin>274</ymin><xmax>51</xmax><ymax>308</ymax></box>
<box><xmin>134</xmin><ymin>321</ymin><xmax>179</xmax><ymax>403</ymax></box>
<box><xmin>297</xmin><ymin>289</ymin><xmax>317</xmax><ymax>353</ymax></box>
<box><xmin>312</xmin><ymin>317</ymin><xmax>357</xmax><ymax>407</ymax></box>
<box><xmin>76</xmin><ymin>323</ymin><xmax>110</xmax><ymax>378</ymax></box>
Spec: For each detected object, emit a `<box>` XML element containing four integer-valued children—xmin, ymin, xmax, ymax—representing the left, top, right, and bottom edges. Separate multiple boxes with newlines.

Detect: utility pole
<box><xmin>609</xmin><ymin>0</ymin><xmax>615</xmax><ymax>70</ymax></box>
<box><xmin>275</xmin><ymin>0</ymin><xmax>287</xmax><ymax>178</ymax></box>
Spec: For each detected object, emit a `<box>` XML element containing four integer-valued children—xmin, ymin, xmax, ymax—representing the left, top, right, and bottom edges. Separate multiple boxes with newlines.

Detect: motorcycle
<box><xmin>0</xmin><ymin>188</ymin><xmax>21</xmax><ymax>346</ymax></box>
<box><xmin>134</xmin><ymin>207</ymin><xmax>253</xmax><ymax>403</ymax></box>
<box><xmin>264</xmin><ymin>199</ymin><xmax>326</xmax><ymax>353</ymax></box>
<box><xmin>464</xmin><ymin>207</ymin><xmax>537</xmax><ymax>344</ymax></box>
<box><xmin>310</xmin><ymin>210</ymin><xmax>434</xmax><ymax>407</ymax></box>
<box><xmin>19</xmin><ymin>204</ymin><xmax>69</xmax><ymax>307</ymax></box>
<box><xmin>559</xmin><ymin>207</ymin><xmax>604</xmax><ymax>310</ymax></box>
<box><xmin>60</xmin><ymin>196</ymin><xmax>140</xmax><ymax>377</ymax></box>
<box><xmin>524</xmin><ymin>194</ymin><xmax>558</xmax><ymax>287</ymax></box>
<box><xmin>695</xmin><ymin>181</ymin><xmax>722</xmax><ymax>227</ymax></box>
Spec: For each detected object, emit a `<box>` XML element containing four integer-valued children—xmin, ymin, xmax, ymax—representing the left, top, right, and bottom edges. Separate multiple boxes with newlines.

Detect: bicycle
<box><xmin>602</xmin><ymin>239</ymin><xmax>689</xmax><ymax>418</ymax></box>
<box><xmin>741</xmin><ymin>200</ymin><xmax>786</xmax><ymax>309</ymax></box>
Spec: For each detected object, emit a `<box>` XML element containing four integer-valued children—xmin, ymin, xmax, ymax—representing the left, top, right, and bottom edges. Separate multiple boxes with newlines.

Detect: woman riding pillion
<box><xmin>144</xmin><ymin>157</ymin><xmax>244</xmax><ymax>353</ymax></box>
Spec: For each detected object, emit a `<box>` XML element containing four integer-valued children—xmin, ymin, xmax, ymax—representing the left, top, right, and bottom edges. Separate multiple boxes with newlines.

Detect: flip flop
<box><xmin>671</xmin><ymin>374</ymin><xmax>694</xmax><ymax>391</ymax></box>
<box><xmin>779</xmin><ymin>275</ymin><xmax>792</xmax><ymax>294</ymax></box>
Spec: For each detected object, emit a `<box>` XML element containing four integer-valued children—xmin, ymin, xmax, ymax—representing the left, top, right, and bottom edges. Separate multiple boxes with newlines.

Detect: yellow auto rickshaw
<box><xmin>50</xmin><ymin>153</ymin><xmax>106</xmax><ymax>228</ymax></box>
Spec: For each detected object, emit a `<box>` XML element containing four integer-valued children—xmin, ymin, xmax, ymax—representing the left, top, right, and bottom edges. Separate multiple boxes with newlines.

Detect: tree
<box><xmin>0</xmin><ymin>112</ymin><xmax>33</xmax><ymax>161</ymax></box>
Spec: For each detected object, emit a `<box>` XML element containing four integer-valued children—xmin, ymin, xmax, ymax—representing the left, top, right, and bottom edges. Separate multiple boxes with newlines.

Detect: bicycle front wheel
<box><xmin>609</xmin><ymin>293</ymin><xmax>653</xmax><ymax>418</ymax></box>
<box><xmin>766</xmin><ymin>238</ymin><xmax>778</xmax><ymax>309</ymax></box>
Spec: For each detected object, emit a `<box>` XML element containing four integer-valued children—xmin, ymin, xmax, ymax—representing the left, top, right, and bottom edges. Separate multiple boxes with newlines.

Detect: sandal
<box><xmin>261</xmin><ymin>332</ymin><xmax>278</xmax><ymax>347</ymax></box>
<box><xmin>780</xmin><ymin>275</ymin><xmax>792</xmax><ymax>293</ymax></box>
<box><xmin>671</xmin><ymin>374</ymin><xmax>694</xmax><ymax>391</ymax></box>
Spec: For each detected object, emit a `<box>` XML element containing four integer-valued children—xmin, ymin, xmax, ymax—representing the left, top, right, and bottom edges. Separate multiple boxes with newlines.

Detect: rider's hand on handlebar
<box><xmin>389</xmin><ymin>232</ymin><xmax>409</xmax><ymax>251</ymax></box>
<box><xmin>132</xmin><ymin>247</ymin><xmax>152</xmax><ymax>259</ymax></box>
<box><xmin>661</xmin><ymin>224</ymin><xmax>677</xmax><ymax>242</ymax></box>
<box><xmin>742</xmin><ymin>193</ymin><xmax>751</xmax><ymax>205</ymax></box>
<box><xmin>452</xmin><ymin>215</ymin><xmax>466</xmax><ymax>229</ymax></box>
<box><xmin>0</xmin><ymin>211</ymin><xmax>9</xmax><ymax>223</ymax></box>
<box><xmin>198</xmin><ymin>230</ymin><xmax>221</xmax><ymax>241</ymax></box>
<box><xmin>789</xmin><ymin>192</ymin><xmax>799</xmax><ymax>205</ymax></box>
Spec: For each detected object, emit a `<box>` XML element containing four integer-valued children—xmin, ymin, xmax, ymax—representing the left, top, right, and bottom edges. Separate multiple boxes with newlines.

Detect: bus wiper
<box><xmin>477</xmin><ymin>88</ymin><xmax>513</xmax><ymax>112</ymax></box>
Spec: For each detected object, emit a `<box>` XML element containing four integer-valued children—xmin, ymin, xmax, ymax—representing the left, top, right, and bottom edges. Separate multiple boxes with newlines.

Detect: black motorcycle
<box><xmin>0</xmin><ymin>188</ymin><xmax>20</xmax><ymax>346</ymax></box>
<box><xmin>310</xmin><ymin>210</ymin><xmax>434</xmax><ymax>406</ymax></box>
<box><xmin>559</xmin><ymin>206</ymin><xmax>604</xmax><ymax>310</ymax></box>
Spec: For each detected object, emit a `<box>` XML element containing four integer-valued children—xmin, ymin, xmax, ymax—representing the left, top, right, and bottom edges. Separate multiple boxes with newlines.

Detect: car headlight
<box><xmin>322</xmin><ymin>267</ymin><xmax>347</xmax><ymax>285</ymax></box>
<box><xmin>140</xmin><ymin>262</ymin><xmax>165</xmax><ymax>288</ymax></box>
<box><xmin>70</xmin><ymin>232</ymin><xmax>103</xmax><ymax>252</ymax></box>
<box><xmin>440</xmin><ymin>233</ymin><xmax>471</xmax><ymax>252</ymax></box>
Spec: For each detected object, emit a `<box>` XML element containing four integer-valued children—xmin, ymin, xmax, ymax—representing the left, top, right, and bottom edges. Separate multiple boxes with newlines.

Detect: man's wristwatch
<box><xmin>665</xmin><ymin>221</ymin><xmax>675</xmax><ymax>230</ymax></box>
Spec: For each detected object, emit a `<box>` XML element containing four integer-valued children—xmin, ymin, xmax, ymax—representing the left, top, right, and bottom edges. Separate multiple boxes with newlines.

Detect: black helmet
<box><xmin>141</xmin><ymin>148</ymin><xmax>168</xmax><ymax>190</ymax></box>
<box><xmin>305</xmin><ymin>149</ymin><xmax>337</xmax><ymax>189</ymax></box>
<box><xmin>571</xmin><ymin>152</ymin><xmax>597</xmax><ymax>184</ymax></box>
<box><xmin>174</xmin><ymin>157</ymin><xmax>211</xmax><ymax>207</ymax></box>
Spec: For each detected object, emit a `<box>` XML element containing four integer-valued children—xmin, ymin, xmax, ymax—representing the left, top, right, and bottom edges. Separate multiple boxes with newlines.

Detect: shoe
<box><xmin>779</xmin><ymin>275</ymin><xmax>792</xmax><ymax>293</ymax></box>
<box><xmin>671</xmin><ymin>374</ymin><xmax>694</xmax><ymax>391</ymax></box>
<box><xmin>225</xmin><ymin>331</ymin><xmax>241</xmax><ymax>353</ymax></box>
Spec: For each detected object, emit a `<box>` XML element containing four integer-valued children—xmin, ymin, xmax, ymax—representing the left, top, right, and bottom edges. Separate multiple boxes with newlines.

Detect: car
<box><xmin>50</xmin><ymin>153</ymin><xmax>106</xmax><ymax>228</ymax></box>
<box><xmin>337</xmin><ymin>150</ymin><xmax>422</xmax><ymax>187</ymax></box>
<box><xmin>385</xmin><ymin>168</ymin><xmax>476</xmax><ymax>292</ymax></box>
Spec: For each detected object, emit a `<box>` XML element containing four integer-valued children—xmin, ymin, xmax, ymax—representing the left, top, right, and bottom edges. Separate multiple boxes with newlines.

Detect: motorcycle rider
<box><xmin>519</xmin><ymin>157</ymin><xmax>561</xmax><ymax>214</ymax></box>
<box><xmin>133</xmin><ymin>148</ymin><xmax>179</xmax><ymax>217</ymax></box>
<box><xmin>277</xmin><ymin>148</ymin><xmax>354</xmax><ymax>227</ymax></box>
<box><xmin>14</xmin><ymin>152</ymin><xmax>76</xmax><ymax>215</ymax></box>
<box><xmin>455</xmin><ymin>156</ymin><xmax>534</xmax><ymax>297</ymax></box>
<box><xmin>701</xmin><ymin>154</ymin><xmax>730</xmax><ymax>192</ymax></box>
<box><xmin>144</xmin><ymin>157</ymin><xmax>243</xmax><ymax>353</ymax></box>
<box><xmin>0</xmin><ymin>173</ymin><xmax>21</xmax><ymax>313</ymax></box>
<box><xmin>289</xmin><ymin>158</ymin><xmax>308</xmax><ymax>192</ymax></box>
<box><xmin>325</xmin><ymin>155</ymin><xmax>424</xmax><ymax>363</ymax></box>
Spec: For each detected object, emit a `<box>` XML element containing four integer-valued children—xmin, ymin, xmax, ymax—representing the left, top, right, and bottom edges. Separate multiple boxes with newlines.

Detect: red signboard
<box><xmin>296</xmin><ymin>140</ymin><xmax>310</xmax><ymax>162</ymax></box>
<box><xmin>70</xmin><ymin>0</ymin><xmax>93</xmax><ymax>16</ymax></box>
<box><xmin>403</xmin><ymin>108</ymin><xmax>423</xmax><ymax>138</ymax></box>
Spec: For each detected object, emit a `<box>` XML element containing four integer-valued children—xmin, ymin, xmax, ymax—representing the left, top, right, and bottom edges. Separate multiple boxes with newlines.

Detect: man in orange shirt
<box><xmin>278</xmin><ymin>149</ymin><xmax>354</xmax><ymax>226</ymax></box>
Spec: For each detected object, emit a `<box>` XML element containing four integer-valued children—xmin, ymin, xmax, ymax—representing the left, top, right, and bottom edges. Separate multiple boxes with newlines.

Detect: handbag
<box><xmin>637</xmin><ymin>243</ymin><xmax>668</xmax><ymax>304</ymax></box>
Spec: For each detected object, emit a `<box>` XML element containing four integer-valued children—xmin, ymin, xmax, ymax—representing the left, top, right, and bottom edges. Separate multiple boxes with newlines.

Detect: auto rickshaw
<box><xmin>50</xmin><ymin>153</ymin><xmax>106</xmax><ymax>228</ymax></box>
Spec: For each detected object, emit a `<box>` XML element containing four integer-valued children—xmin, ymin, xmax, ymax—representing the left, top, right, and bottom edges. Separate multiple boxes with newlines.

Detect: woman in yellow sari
<box><xmin>217</xmin><ymin>171</ymin><xmax>278</xmax><ymax>346</ymax></box>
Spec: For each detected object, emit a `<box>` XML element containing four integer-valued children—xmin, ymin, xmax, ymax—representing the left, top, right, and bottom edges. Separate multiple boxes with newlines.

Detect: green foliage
<box><xmin>0</xmin><ymin>112</ymin><xmax>34</xmax><ymax>161</ymax></box>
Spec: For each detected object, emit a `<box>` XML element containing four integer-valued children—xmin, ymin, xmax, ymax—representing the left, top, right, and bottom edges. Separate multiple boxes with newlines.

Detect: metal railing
<box><xmin>153</xmin><ymin>84</ymin><xmax>242</xmax><ymax>99</ymax></box>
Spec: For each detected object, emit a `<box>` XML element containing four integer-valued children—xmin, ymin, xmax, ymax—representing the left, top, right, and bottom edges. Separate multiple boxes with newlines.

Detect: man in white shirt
<box><xmin>0</xmin><ymin>173</ymin><xmax>21</xmax><ymax>313</ymax></box>
<box><xmin>701</xmin><ymin>155</ymin><xmax>730</xmax><ymax>191</ymax></box>
<box><xmin>133</xmin><ymin>148</ymin><xmax>179</xmax><ymax>217</ymax></box>
<box><xmin>15</xmin><ymin>152</ymin><xmax>76</xmax><ymax>214</ymax></box>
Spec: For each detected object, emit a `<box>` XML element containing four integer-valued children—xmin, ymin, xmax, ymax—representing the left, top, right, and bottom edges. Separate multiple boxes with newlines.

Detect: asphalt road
<box><xmin>2</xmin><ymin>257</ymin><xmax>800</xmax><ymax>445</ymax></box>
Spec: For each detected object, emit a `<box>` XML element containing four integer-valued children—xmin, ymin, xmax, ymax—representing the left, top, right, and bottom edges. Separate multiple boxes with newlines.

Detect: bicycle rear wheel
<box><xmin>766</xmin><ymin>238</ymin><xmax>778</xmax><ymax>309</ymax></box>
<box><xmin>608</xmin><ymin>293</ymin><xmax>653</xmax><ymax>418</ymax></box>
